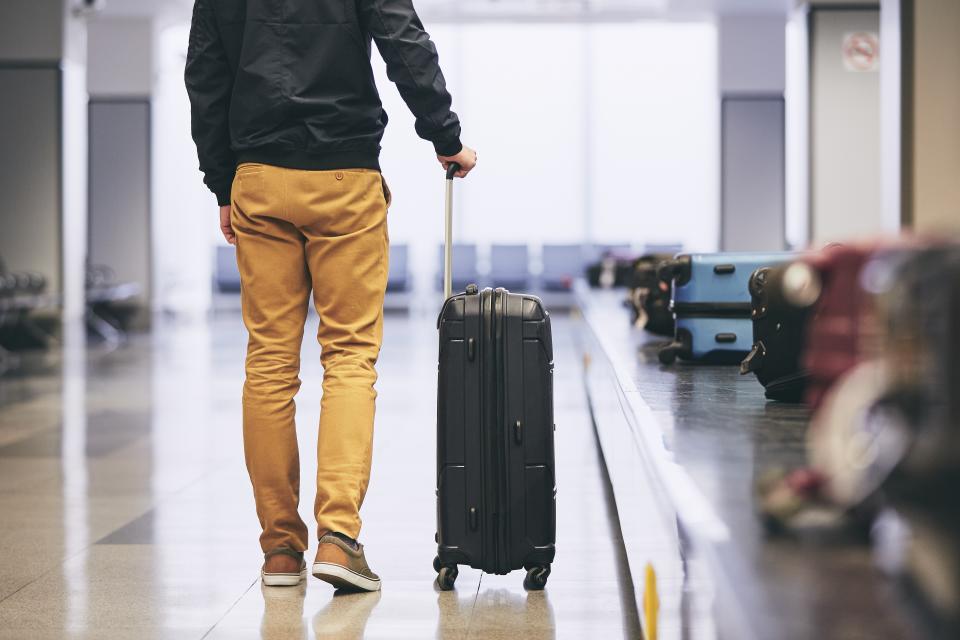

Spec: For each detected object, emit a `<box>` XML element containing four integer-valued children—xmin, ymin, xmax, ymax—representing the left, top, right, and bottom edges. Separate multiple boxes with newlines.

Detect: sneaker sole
<box><xmin>312</xmin><ymin>562</ymin><xmax>382</xmax><ymax>592</ymax></box>
<box><xmin>261</xmin><ymin>569</ymin><xmax>306</xmax><ymax>587</ymax></box>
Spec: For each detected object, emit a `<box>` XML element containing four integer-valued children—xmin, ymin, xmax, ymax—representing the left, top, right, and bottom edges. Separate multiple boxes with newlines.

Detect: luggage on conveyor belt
<box><xmin>870</xmin><ymin>246</ymin><xmax>960</xmax><ymax>633</ymax></box>
<box><xmin>757</xmin><ymin>244</ymin><xmax>960</xmax><ymax>608</ymax></box>
<box><xmin>434</xmin><ymin>164</ymin><xmax>556</xmax><ymax>592</ymax></box>
<box><xmin>627</xmin><ymin>253</ymin><xmax>674</xmax><ymax>336</ymax></box>
<box><xmin>585</xmin><ymin>252</ymin><xmax>636</xmax><ymax>289</ymax></box>
<box><xmin>739</xmin><ymin>262</ymin><xmax>816</xmax><ymax>402</ymax></box>
<box><xmin>657</xmin><ymin>252</ymin><xmax>793</xmax><ymax>364</ymax></box>
<box><xmin>796</xmin><ymin>243</ymin><xmax>894</xmax><ymax>409</ymax></box>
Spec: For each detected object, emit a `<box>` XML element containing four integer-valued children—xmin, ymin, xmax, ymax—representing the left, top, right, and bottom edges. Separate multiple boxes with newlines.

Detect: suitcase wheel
<box><xmin>659</xmin><ymin>330</ymin><xmax>692</xmax><ymax>365</ymax></box>
<box><xmin>432</xmin><ymin>555</ymin><xmax>442</xmax><ymax>574</ymax></box>
<box><xmin>658</xmin><ymin>344</ymin><xmax>679</xmax><ymax>365</ymax></box>
<box><xmin>523</xmin><ymin>565</ymin><xmax>551</xmax><ymax>591</ymax></box>
<box><xmin>436</xmin><ymin>565</ymin><xmax>459</xmax><ymax>591</ymax></box>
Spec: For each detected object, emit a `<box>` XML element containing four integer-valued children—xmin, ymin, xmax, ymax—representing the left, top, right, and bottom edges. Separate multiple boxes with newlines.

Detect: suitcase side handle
<box><xmin>443</xmin><ymin>162</ymin><xmax>462</xmax><ymax>300</ymax></box>
<box><xmin>657</xmin><ymin>255</ymin><xmax>692</xmax><ymax>286</ymax></box>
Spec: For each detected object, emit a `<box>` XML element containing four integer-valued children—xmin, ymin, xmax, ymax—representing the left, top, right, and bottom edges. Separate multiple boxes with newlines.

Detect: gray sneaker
<box><xmin>312</xmin><ymin>532</ymin><xmax>382</xmax><ymax>592</ymax></box>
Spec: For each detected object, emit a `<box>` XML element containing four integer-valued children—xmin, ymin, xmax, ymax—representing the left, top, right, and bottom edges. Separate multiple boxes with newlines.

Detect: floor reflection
<box><xmin>260</xmin><ymin>583</ymin><xmax>307</xmax><ymax>639</ymax></box>
<box><xmin>0</xmin><ymin>314</ymin><xmax>638</xmax><ymax>638</ymax></box>
<box><xmin>437</xmin><ymin>587</ymin><xmax>556</xmax><ymax>640</ymax></box>
<box><xmin>260</xmin><ymin>582</ymin><xmax>388</xmax><ymax>640</ymax></box>
<box><xmin>312</xmin><ymin>590</ymin><xmax>382</xmax><ymax>640</ymax></box>
<box><xmin>434</xmin><ymin>589</ymin><xmax>471</xmax><ymax>639</ymax></box>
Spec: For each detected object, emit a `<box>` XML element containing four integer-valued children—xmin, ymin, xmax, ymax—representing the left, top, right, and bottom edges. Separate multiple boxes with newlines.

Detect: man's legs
<box><xmin>232</xmin><ymin>164</ymin><xmax>312</xmax><ymax>555</ymax></box>
<box><xmin>287</xmin><ymin>168</ymin><xmax>389</xmax><ymax>541</ymax></box>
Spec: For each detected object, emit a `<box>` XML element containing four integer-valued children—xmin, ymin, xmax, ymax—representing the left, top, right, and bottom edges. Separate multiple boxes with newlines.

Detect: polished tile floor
<box><xmin>0</xmin><ymin>312</ymin><xmax>641</xmax><ymax>639</ymax></box>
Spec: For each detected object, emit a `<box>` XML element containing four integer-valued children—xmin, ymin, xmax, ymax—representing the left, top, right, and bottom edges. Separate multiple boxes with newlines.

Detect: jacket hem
<box><xmin>236</xmin><ymin>148</ymin><xmax>381</xmax><ymax>172</ymax></box>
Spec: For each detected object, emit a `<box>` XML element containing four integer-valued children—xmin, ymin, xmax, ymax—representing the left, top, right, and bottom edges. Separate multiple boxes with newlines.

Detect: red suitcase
<box><xmin>799</xmin><ymin>244</ymin><xmax>884</xmax><ymax>409</ymax></box>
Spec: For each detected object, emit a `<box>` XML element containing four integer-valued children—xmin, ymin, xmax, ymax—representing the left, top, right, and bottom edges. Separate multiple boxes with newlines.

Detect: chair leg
<box><xmin>0</xmin><ymin>343</ymin><xmax>18</xmax><ymax>376</ymax></box>
<box><xmin>85</xmin><ymin>306</ymin><xmax>125</xmax><ymax>348</ymax></box>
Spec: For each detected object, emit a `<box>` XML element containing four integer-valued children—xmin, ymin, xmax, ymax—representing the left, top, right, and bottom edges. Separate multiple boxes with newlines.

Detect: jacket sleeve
<box><xmin>358</xmin><ymin>0</ymin><xmax>463</xmax><ymax>157</ymax></box>
<box><xmin>185</xmin><ymin>0</ymin><xmax>236</xmax><ymax>207</ymax></box>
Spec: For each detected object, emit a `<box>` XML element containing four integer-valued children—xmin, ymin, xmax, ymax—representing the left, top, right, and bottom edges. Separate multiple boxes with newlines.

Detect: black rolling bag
<box><xmin>628</xmin><ymin>253</ymin><xmax>674</xmax><ymax>336</ymax></box>
<box><xmin>739</xmin><ymin>263</ymin><xmax>813</xmax><ymax>402</ymax></box>
<box><xmin>434</xmin><ymin>164</ymin><xmax>557</xmax><ymax>592</ymax></box>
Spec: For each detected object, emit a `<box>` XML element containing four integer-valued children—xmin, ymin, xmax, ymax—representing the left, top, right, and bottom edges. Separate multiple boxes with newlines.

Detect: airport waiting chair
<box><xmin>540</xmin><ymin>244</ymin><xmax>585</xmax><ymax>292</ymax></box>
<box><xmin>387</xmin><ymin>244</ymin><xmax>411</xmax><ymax>293</ymax></box>
<box><xmin>215</xmin><ymin>245</ymin><xmax>242</xmax><ymax>293</ymax></box>
<box><xmin>0</xmin><ymin>257</ymin><xmax>57</xmax><ymax>361</ymax></box>
<box><xmin>86</xmin><ymin>264</ymin><xmax>142</xmax><ymax>346</ymax></box>
<box><xmin>436</xmin><ymin>243</ymin><xmax>479</xmax><ymax>293</ymax></box>
<box><xmin>490</xmin><ymin>244</ymin><xmax>531</xmax><ymax>291</ymax></box>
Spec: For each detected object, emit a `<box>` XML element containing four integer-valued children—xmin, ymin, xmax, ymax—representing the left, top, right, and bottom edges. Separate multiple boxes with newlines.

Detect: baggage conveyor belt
<box><xmin>576</xmin><ymin>288</ymin><xmax>917</xmax><ymax>640</ymax></box>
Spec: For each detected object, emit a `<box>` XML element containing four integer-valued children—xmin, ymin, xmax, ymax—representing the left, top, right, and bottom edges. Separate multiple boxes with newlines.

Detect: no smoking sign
<box><xmin>842</xmin><ymin>31</ymin><xmax>880</xmax><ymax>72</ymax></box>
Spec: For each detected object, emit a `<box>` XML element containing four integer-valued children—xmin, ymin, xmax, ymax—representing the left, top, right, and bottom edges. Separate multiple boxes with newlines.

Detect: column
<box><xmin>717</xmin><ymin>15</ymin><xmax>787</xmax><ymax>252</ymax></box>
<box><xmin>0</xmin><ymin>0</ymin><xmax>88</xmax><ymax>320</ymax></box>
<box><xmin>882</xmin><ymin>0</ymin><xmax>960</xmax><ymax>233</ymax></box>
<box><xmin>808</xmin><ymin>4</ymin><xmax>884</xmax><ymax>243</ymax></box>
<box><xmin>87</xmin><ymin>17</ymin><xmax>154</xmax><ymax>328</ymax></box>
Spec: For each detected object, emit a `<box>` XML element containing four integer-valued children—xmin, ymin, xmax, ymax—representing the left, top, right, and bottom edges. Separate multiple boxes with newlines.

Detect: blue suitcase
<box><xmin>657</xmin><ymin>252</ymin><xmax>793</xmax><ymax>364</ymax></box>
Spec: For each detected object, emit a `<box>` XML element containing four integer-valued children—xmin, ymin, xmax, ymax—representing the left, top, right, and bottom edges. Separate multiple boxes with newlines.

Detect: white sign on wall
<box><xmin>842</xmin><ymin>31</ymin><xmax>880</xmax><ymax>72</ymax></box>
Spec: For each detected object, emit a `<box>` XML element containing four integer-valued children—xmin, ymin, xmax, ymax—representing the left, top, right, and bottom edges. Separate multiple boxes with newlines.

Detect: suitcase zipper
<box><xmin>480</xmin><ymin>287</ymin><xmax>500</xmax><ymax>574</ymax></box>
<box><xmin>480</xmin><ymin>288</ymin><xmax>493</xmax><ymax>572</ymax></box>
<box><xmin>493</xmin><ymin>288</ymin><xmax>509</xmax><ymax>574</ymax></box>
<box><xmin>493</xmin><ymin>288</ymin><xmax>506</xmax><ymax>573</ymax></box>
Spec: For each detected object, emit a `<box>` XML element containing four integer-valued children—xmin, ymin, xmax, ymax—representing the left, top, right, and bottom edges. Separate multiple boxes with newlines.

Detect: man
<box><xmin>185</xmin><ymin>0</ymin><xmax>476</xmax><ymax>592</ymax></box>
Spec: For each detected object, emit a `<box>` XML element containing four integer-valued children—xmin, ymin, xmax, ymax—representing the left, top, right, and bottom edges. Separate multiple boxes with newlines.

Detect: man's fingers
<box><xmin>438</xmin><ymin>150</ymin><xmax>477</xmax><ymax>178</ymax></box>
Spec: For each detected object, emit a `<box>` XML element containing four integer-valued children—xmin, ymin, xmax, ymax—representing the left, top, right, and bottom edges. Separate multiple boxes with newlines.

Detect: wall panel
<box><xmin>0</xmin><ymin>67</ymin><xmax>62</xmax><ymax>293</ymax></box>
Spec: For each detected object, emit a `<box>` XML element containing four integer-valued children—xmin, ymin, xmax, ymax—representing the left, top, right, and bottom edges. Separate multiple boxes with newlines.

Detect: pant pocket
<box><xmin>381</xmin><ymin>175</ymin><xmax>392</xmax><ymax>209</ymax></box>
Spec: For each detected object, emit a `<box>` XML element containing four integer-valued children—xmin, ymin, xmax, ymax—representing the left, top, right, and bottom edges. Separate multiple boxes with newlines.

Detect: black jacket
<box><xmin>185</xmin><ymin>0</ymin><xmax>462</xmax><ymax>205</ymax></box>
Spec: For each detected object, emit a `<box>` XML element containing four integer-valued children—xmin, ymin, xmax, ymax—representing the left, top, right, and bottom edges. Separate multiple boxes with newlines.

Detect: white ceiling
<box><xmin>96</xmin><ymin>0</ymin><xmax>793</xmax><ymax>23</ymax></box>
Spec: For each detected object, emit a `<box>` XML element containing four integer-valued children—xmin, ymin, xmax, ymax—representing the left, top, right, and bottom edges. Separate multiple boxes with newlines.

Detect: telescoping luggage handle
<box><xmin>443</xmin><ymin>162</ymin><xmax>462</xmax><ymax>300</ymax></box>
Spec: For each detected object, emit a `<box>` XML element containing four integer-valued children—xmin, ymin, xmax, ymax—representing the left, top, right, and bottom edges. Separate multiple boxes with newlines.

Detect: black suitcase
<box><xmin>739</xmin><ymin>263</ymin><xmax>814</xmax><ymax>402</ymax></box>
<box><xmin>586</xmin><ymin>252</ymin><xmax>637</xmax><ymax>288</ymax></box>
<box><xmin>434</xmin><ymin>164</ymin><xmax>557</xmax><ymax>591</ymax></box>
<box><xmin>628</xmin><ymin>253</ymin><xmax>674</xmax><ymax>336</ymax></box>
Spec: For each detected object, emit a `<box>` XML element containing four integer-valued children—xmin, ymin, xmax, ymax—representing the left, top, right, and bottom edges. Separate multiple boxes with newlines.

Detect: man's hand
<box><xmin>438</xmin><ymin>145</ymin><xmax>478</xmax><ymax>178</ymax></box>
<box><xmin>220</xmin><ymin>205</ymin><xmax>236</xmax><ymax>245</ymax></box>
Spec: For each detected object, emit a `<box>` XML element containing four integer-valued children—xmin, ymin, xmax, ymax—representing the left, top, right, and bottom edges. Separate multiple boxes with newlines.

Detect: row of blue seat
<box><xmin>216</xmin><ymin>243</ymin><xmax>683</xmax><ymax>294</ymax></box>
<box><xmin>423</xmin><ymin>244</ymin><xmax>620</xmax><ymax>293</ymax></box>
<box><xmin>423</xmin><ymin>243</ymin><xmax>682</xmax><ymax>292</ymax></box>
